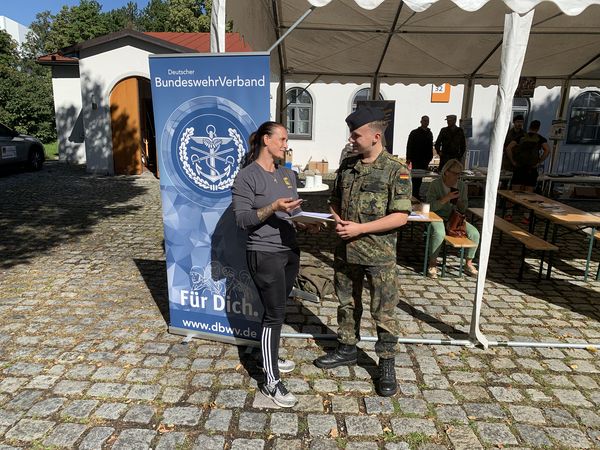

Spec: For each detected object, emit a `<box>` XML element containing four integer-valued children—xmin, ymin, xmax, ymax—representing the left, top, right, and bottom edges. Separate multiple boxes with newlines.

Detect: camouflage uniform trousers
<box><xmin>333</xmin><ymin>258</ymin><xmax>400</xmax><ymax>359</ymax></box>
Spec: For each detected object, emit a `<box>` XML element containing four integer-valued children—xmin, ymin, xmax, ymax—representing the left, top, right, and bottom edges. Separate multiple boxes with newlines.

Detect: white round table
<box><xmin>297</xmin><ymin>184</ymin><xmax>330</xmax><ymax>193</ymax></box>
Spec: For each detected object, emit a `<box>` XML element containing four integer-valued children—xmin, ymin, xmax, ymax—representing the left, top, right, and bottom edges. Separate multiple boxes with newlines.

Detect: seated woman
<box><xmin>425</xmin><ymin>159</ymin><xmax>480</xmax><ymax>278</ymax></box>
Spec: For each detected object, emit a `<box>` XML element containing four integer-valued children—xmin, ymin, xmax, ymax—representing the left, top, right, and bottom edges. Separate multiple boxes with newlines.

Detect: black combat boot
<box><xmin>314</xmin><ymin>344</ymin><xmax>357</xmax><ymax>369</ymax></box>
<box><xmin>376</xmin><ymin>357</ymin><xmax>397</xmax><ymax>397</ymax></box>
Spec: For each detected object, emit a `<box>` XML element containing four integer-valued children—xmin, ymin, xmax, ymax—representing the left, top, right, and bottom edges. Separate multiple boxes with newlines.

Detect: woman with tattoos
<box><xmin>231</xmin><ymin>121</ymin><xmax>316</xmax><ymax>408</ymax></box>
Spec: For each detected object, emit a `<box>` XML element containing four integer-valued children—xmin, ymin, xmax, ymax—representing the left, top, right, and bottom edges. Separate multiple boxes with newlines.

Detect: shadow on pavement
<box><xmin>134</xmin><ymin>258</ymin><xmax>170</xmax><ymax>324</ymax></box>
<box><xmin>236</xmin><ymin>296</ymin><xmax>379</xmax><ymax>387</ymax></box>
<box><xmin>482</xmin><ymin>237</ymin><xmax>600</xmax><ymax>325</ymax></box>
<box><xmin>397</xmin><ymin>298</ymin><xmax>470</xmax><ymax>340</ymax></box>
<box><xmin>0</xmin><ymin>161</ymin><xmax>147</xmax><ymax>269</ymax></box>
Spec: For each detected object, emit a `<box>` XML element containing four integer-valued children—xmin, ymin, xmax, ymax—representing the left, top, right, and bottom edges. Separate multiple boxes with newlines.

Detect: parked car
<box><xmin>0</xmin><ymin>123</ymin><xmax>45</xmax><ymax>171</ymax></box>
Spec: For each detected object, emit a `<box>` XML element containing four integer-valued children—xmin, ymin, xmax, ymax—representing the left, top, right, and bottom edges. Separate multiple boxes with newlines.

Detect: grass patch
<box><xmin>405</xmin><ymin>431</ymin><xmax>430</xmax><ymax>448</ymax></box>
<box><xmin>297</xmin><ymin>418</ymin><xmax>308</xmax><ymax>433</ymax></box>
<box><xmin>382</xmin><ymin>429</ymin><xmax>399</xmax><ymax>442</ymax></box>
<box><xmin>335</xmin><ymin>437</ymin><xmax>347</xmax><ymax>447</ymax></box>
<box><xmin>44</xmin><ymin>140</ymin><xmax>59</xmax><ymax>160</ymax></box>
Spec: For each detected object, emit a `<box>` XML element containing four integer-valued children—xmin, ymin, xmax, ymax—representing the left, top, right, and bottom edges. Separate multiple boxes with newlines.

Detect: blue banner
<box><xmin>149</xmin><ymin>53</ymin><xmax>270</xmax><ymax>344</ymax></box>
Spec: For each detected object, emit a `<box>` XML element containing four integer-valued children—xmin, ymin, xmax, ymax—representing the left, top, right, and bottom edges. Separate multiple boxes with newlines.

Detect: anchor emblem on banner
<box><xmin>190</xmin><ymin>125</ymin><xmax>235</xmax><ymax>183</ymax></box>
<box><xmin>178</xmin><ymin>123</ymin><xmax>245</xmax><ymax>192</ymax></box>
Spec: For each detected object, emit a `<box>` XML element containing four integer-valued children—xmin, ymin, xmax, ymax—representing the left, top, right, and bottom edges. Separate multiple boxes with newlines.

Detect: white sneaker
<box><xmin>276</xmin><ymin>358</ymin><xmax>296</xmax><ymax>373</ymax></box>
<box><xmin>257</xmin><ymin>358</ymin><xmax>296</xmax><ymax>373</ymax></box>
<box><xmin>260</xmin><ymin>380</ymin><xmax>297</xmax><ymax>408</ymax></box>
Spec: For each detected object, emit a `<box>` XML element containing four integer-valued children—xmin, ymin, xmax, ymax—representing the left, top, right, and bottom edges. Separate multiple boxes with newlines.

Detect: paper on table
<box><xmin>409</xmin><ymin>212</ymin><xmax>426</xmax><ymax>219</ymax></box>
<box><xmin>538</xmin><ymin>203</ymin><xmax>564</xmax><ymax>213</ymax></box>
<box><xmin>285</xmin><ymin>211</ymin><xmax>336</xmax><ymax>224</ymax></box>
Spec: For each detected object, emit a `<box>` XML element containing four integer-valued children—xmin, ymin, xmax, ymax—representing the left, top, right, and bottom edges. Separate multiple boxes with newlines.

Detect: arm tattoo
<box><xmin>256</xmin><ymin>202</ymin><xmax>274</xmax><ymax>222</ymax></box>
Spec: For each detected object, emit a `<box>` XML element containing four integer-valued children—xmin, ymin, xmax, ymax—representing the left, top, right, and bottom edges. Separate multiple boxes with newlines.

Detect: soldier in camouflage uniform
<box><xmin>314</xmin><ymin>106</ymin><xmax>412</xmax><ymax>397</ymax></box>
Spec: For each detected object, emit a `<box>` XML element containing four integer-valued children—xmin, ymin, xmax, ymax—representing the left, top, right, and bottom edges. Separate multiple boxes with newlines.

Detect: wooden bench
<box><xmin>468</xmin><ymin>208</ymin><xmax>558</xmax><ymax>280</ymax></box>
<box><xmin>442</xmin><ymin>235</ymin><xmax>477</xmax><ymax>277</ymax></box>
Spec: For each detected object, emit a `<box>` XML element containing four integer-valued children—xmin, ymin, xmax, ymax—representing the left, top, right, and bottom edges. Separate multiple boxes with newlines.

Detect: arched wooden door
<box><xmin>110</xmin><ymin>77</ymin><xmax>143</xmax><ymax>175</ymax></box>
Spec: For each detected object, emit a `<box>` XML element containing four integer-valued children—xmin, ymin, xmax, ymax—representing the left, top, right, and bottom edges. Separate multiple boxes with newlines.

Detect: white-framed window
<box><xmin>351</xmin><ymin>88</ymin><xmax>384</xmax><ymax>112</ymax></box>
<box><xmin>512</xmin><ymin>97</ymin><xmax>530</xmax><ymax>124</ymax></box>
<box><xmin>567</xmin><ymin>90</ymin><xmax>600</xmax><ymax>144</ymax></box>
<box><xmin>286</xmin><ymin>87</ymin><xmax>313</xmax><ymax>139</ymax></box>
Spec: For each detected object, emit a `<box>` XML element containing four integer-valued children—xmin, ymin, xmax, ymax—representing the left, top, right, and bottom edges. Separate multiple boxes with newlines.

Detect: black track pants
<box><xmin>247</xmin><ymin>249</ymin><xmax>300</xmax><ymax>384</ymax></box>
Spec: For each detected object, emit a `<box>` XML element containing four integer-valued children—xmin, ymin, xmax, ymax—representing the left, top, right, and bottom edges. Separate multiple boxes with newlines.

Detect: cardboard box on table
<box><xmin>308</xmin><ymin>159</ymin><xmax>329</xmax><ymax>174</ymax></box>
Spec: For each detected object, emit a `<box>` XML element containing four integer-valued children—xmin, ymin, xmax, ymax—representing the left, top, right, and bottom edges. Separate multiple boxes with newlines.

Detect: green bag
<box><xmin>295</xmin><ymin>264</ymin><xmax>334</xmax><ymax>299</ymax></box>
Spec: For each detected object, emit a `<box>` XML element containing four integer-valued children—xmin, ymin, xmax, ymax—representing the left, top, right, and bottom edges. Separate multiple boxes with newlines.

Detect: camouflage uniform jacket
<box><xmin>329</xmin><ymin>151</ymin><xmax>412</xmax><ymax>265</ymax></box>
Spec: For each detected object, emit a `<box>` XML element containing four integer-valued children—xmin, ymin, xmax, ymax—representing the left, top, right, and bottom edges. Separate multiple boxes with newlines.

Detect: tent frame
<box><xmin>210</xmin><ymin>0</ymin><xmax>600</xmax><ymax>351</ymax></box>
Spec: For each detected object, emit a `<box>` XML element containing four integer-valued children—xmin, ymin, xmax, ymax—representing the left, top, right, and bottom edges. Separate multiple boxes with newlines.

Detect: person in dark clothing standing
<box><xmin>502</xmin><ymin>114</ymin><xmax>526</xmax><ymax>172</ymax></box>
<box><xmin>406</xmin><ymin>115</ymin><xmax>434</xmax><ymax>200</ymax></box>
<box><xmin>434</xmin><ymin>114</ymin><xmax>466</xmax><ymax>170</ymax></box>
<box><xmin>231</xmin><ymin>121</ymin><xmax>319</xmax><ymax>408</ymax></box>
<box><xmin>506</xmin><ymin>120</ymin><xmax>550</xmax><ymax>193</ymax></box>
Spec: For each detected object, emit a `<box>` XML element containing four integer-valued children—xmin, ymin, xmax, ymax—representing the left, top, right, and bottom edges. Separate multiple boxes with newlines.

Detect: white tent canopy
<box><xmin>221</xmin><ymin>0</ymin><xmax>600</xmax><ymax>86</ymax></box>
<box><xmin>210</xmin><ymin>0</ymin><xmax>600</xmax><ymax>349</ymax></box>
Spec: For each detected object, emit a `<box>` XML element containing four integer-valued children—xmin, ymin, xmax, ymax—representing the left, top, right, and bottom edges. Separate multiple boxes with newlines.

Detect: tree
<box><xmin>166</xmin><ymin>0</ymin><xmax>202</xmax><ymax>32</ymax></box>
<box><xmin>139</xmin><ymin>0</ymin><xmax>170</xmax><ymax>32</ymax></box>
<box><xmin>3</xmin><ymin>0</ymin><xmax>222</xmax><ymax>145</ymax></box>
<box><xmin>105</xmin><ymin>2</ymin><xmax>141</xmax><ymax>33</ymax></box>
<box><xmin>24</xmin><ymin>0</ymin><xmax>222</xmax><ymax>55</ymax></box>
<box><xmin>0</xmin><ymin>30</ymin><xmax>19</xmax><ymax>67</ymax></box>
<box><xmin>163</xmin><ymin>0</ymin><xmax>218</xmax><ymax>33</ymax></box>
<box><xmin>0</xmin><ymin>31</ymin><xmax>23</xmax><ymax>126</ymax></box>
<box><xmin>44</xmin><ymin>0</ymin><xmax>110</xmax><ymax>52</ymax></box>
<box><xmin>21</xmin><ymin>11</ymin><xmax>53</xmax><ymax>59</ymax></box>
<box><xmin>0</xmin><ymin>31</ymin><xmax>56</xmax><ymax>142</ymax></box>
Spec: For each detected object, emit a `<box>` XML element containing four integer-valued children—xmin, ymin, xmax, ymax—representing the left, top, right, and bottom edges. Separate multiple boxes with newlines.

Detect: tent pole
<box><xmin>280</xmin><ymin>333</ymin><xmax>600</xmax><ymax>350</ymax></box>
<box><xmin>268</xmin><ymin>6</ymin><xmax>316</xmax><ymax>54</ymax></box>
<box><xmin>270</xmin><ymin>0</ymin><xmax>288</xmax><ymax>125</ymax></box>
<box><xmin>489</xmin><ymin>340</ymin><xmax>600</xmax><ymax>349</ymax></box>
<box><xmin>461</xmin><ymin>77</ymin><xmax>475</xmax><ymax>168</ymax></box>
<box><xmin>370</xmin><ymin>0</ymin><xmax>404</xmax><ymax>102</ymax></box>
<box><xmin>371</xmin><ymin>76</ymin><xmax>380</xmax><ymax>100</ymax></box>
<box><xmin>209</xmin><ymin>0</ymin><xmax>226</xmax><ymax>53</ymax></box>
<box><xmin>549</xmin><ymin>78</ymin><xmax>571</xmax><ymax>174</ymax></box>
<box><xmin>461</xmin><ymin>77</ymin><xmax>474</xmax><ymax>119</ymax></box>
<box><xmin>280</xmin><ymin>332</ymin><xmax>473</xmax><ymax>346</ymax></box>
<box><xmin>281</xmin><ymin>75</ymin><xmax>322</xmax><ymax>113</ymax></box>
<box><xmin>277</xmin><ymin>71</ymin><xmax>286</xmax><ymax>124</ymax></box>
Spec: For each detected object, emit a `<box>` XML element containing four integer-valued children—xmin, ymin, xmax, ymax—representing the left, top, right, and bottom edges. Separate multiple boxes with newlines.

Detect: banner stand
<box><xmin>150</xmin><ymin>52</ymin><xmax>270</xmax><ymax>346</ymax></box>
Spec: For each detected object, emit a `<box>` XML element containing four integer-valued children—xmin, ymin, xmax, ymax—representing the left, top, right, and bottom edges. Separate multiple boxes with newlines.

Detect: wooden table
<box><xmin>538</xmin><ymin>174</ymin><xmax>600</xmax><ymax>197</ymax></box>
<box><xmin>498</xmin><ymin>190</ymin><xmax>600</xmax><ymax>280</ymax></box>
<box><xmin>411</xmin><ymin>170</ymin><xmax>512</xmax><ymax>183</ymax></box>
<box><xmin>406</xmin><ymin>210</ymin><xmax>443</xmax><ymax>276</ymax></box>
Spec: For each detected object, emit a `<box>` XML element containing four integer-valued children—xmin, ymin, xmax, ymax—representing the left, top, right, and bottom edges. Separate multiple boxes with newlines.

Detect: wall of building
<box><xmin>273</xmin><ymin>81</ymin><xmax>464</xmax><ymax>172</ymax></box>
<box><xmin>51</xmin><ymin>65</ymin><xmax>86</xmax><ymax>164</ymax></box>
<box><xmin>275</xmin><ymin>80</ymin><xmax>599</xmax><ymax>174</ymax></box>
<box><xmin>0</xmin><ymin>16</ymin><xmax>29</xmax><ymax>47</ymax></box>
<box><xmin>553</xmin><ymin>86</ymin><xmax>600</xmax><ymax>172</ymax></box>
<box><xmin>78</xmin><ymin>42</ymin><xmax>154</xmax><ymax>174</ymax></box>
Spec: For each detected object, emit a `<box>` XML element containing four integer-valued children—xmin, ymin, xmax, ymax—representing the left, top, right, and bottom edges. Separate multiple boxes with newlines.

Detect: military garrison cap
<box><xmin>345</xmin><ymin>106</ymin><xmax>385</xmax><ymax>132</ymax></box>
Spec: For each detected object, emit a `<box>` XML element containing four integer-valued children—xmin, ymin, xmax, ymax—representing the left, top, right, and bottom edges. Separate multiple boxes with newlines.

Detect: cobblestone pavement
<box><xmin>1</xmin><ymin>161</ymin><xmax>599</xmax><ymax>449</ymax></box>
